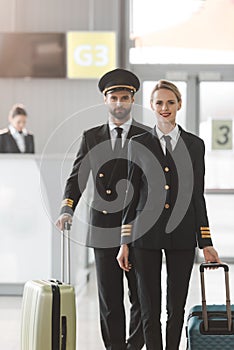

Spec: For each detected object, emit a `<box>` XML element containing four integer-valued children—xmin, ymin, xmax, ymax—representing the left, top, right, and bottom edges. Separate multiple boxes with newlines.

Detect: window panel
<box><xmin>130</xmin><ymin>0</ymin><xmax>234</xmax><ymax>64</ymax></box>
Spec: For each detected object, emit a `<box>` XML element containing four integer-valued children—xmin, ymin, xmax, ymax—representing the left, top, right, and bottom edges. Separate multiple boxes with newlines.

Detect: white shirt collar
<box><xmin>108</xmin><ymin>117</ymin><xmax>133</xmax><ymax>133</ymax></box>
<box><xmin>9</xmin><ymin>124</ymin><xmax>27</xmax><ymax>136</ymax></box>
<box><xmin>155</xmin><ymin>124</ymin><xmax>179</xmax><ymax>142</ymax></box>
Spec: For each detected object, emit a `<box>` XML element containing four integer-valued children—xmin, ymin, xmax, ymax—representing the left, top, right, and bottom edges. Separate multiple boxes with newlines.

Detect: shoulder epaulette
<box><xmin>0</xmin><ymin>128</ymin><xmax>9</xmax><ymax>135</ymax></box>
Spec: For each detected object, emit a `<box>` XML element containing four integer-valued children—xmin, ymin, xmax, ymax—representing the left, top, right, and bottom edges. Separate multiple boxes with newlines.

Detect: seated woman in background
<box><xmin>0</xmin><ymin>104</ymin><xmax>34</xmax><ymax>153</ymax></box>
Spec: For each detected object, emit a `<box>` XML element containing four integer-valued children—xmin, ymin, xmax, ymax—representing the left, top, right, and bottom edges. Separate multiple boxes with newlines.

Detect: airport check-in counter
<box><xmin>0</xmin><ymin>154</ymin><xmax>89</xmax><ymax>295</ymax></box>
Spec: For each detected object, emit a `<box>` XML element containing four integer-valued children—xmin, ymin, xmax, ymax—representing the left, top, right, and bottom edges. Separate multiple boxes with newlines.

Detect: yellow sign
<box><xmin>67</xmin><ymin>31</ymin><xmax>116</xmax><ymax>79</ymax></box>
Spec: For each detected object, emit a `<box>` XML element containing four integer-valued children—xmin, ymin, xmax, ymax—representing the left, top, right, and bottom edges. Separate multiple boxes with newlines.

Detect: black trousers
<box><xmin>94</xmin><ymin>247</ymin><xmax>144</xmax><ymax>350</ymax></box>
<box><xmin>133</xmin><ymin>248</ymin><xmax>195</xmax><ymax>350</ymax></box>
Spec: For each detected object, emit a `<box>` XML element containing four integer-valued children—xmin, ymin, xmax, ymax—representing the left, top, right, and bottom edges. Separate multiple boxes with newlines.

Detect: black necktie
<box><xmin>113</xmin><ymin>127</ymin><xmax>123</xmax><ymax>154</ymax></box>
<box><xmin>163</xmin><ymin>135</ymin><xmax>172</xmax><ymax>156</ymax></box>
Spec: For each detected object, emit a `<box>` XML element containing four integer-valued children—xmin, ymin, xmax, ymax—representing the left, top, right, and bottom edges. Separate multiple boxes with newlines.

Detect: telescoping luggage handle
<box><xmin>61</xmin><ymin>221</ymin><xmax>72</xmax><ymax>284</ymax></box>
<box><xmin>200</xmin><ymin>263</ymin><xmax>232</xmax><ymax>332</ymax></box>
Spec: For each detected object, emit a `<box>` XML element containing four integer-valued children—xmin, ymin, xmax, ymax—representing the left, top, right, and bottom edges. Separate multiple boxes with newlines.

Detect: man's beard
<box><xmin>109</xmin><ymin>105</ymin><xmax>132</xmax><ymax>120</ymax></box>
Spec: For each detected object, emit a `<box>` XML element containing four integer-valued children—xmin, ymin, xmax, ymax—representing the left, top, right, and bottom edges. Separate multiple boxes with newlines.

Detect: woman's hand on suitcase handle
<box><xmin>117</xmin><ymin>244</ymin><xmax>132</xmax><ymax>272</ymax></box>
<box><xmin>203</xmin><ymin>246</ymin><xmax>221</xmax><ymax>269</ymax></box>
<box><xmin>56</xmin><ymin>214</ymin><xmax>72</xmax><ymax>231</ymax></box>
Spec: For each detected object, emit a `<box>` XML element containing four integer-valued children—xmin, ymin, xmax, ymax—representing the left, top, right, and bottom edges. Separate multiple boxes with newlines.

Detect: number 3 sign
<box><xmin>212</xmin><ymin>119</ymin><xmax>233</xmax><ymax>150</ymax></box>
<box><xmin>67</xmin><ymin>32</ymin><xmax>116</xmax><ymax>79</ymax></box>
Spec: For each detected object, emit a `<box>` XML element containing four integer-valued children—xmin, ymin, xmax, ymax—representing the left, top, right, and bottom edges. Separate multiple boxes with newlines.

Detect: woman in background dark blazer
<box><xmin>117</xmin><ymin>80</ymin><xmax>220</xmax><ymax>350</ymax></box>
<box><xmin>0</xmin><ymin>104</ymin><xmax>34</xmax><ymax>153</ymax></box>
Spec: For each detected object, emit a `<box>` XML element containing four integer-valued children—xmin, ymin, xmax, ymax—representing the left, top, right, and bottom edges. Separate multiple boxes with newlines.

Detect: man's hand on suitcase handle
<box><xmin>203</xmin><ymin>246</ymin><xmax>221</xmax><ymax>269</ymax></box>
<box><xmin>56</xmin><ymin>214</ymin><xmax>72</xmax><ymax>231</ymax></box>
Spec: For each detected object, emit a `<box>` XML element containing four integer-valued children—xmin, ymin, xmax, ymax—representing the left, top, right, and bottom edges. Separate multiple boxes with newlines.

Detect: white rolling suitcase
<box><xmin>21</xmin><ymin>222</ymin><xmax>76</xmax><ymax>350</ymax></box>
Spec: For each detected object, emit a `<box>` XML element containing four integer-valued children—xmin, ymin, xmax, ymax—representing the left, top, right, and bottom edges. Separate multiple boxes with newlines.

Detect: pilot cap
<box><xmin>98</xmin><ymin>68</ymin><xmax>140</xmax><ymax>95</ymax></box>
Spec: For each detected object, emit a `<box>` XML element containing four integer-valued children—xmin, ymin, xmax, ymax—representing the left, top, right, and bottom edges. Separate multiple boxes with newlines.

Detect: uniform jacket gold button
<box><xmin>102</xmin><ymin>210</ymin><xmax>108</xmax><ymax>214</ymax></box>
<box><xmin>106</xmin><ymin>189</ymin><xmax>112</xmax><ymax>194</ymax></box>
<box><xmin>165</xmin><ymin>203</ymin><xmax>170</xmax><ymax>209</ymax></box>
<box><xmin>164</xmin><ymin>167</ymin><xmax>170</xmax><ymax>172</ymax></box>
<box><xmin>165</xmin><ymin>184</ymin><xmax>170</xmax><ymax>190</ymax></box>
<box><xmin>99</xmin><ymin>173</ymin><xmax>104</xmax><ymax>178</ymax></box>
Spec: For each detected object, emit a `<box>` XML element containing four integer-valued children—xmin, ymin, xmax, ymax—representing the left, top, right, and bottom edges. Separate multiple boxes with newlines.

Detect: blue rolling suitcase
<box><xmin>186</xmin><ymin>263</ymin><xmax>234</xmax><ymax>349</ymax></box>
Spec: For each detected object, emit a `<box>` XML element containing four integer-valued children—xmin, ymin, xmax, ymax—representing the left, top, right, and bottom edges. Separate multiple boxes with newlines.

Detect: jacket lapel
<box><xmin>96</xmin><ymin>123</ymin><xmax>112</xmax><ymax>148</ymax></box>
<box><xmin>151</xmin><ymin>127</ymin><xmax>166</xmax><ymax>162</ymax></box>
<box><xmin>123</xmin><ymin>119</ymin><xmax>146</xmax><ymax>151</ymax></box>
<box><xmin>92</xmin><ymin>123</ymin><xmax>113</xmax><ymax>163</ymax></box>
<box><xmin>24</xmin><ymin>135</ymin><xmax>30</xmax><ymax>153</ymax></box>
<box><xmin>179</xmin><ymin>127</ymin><xmax>194</xmax><ymax>150</ymax></box>
<box><xmin>126</xmin><ymin>121</ymin><xmax>137</xmax><ymax>141</ymax></box>
<box><xmin>8</xmin><ymin>131</ymin><xmax>21</xmax><ymax>153</ymax></box>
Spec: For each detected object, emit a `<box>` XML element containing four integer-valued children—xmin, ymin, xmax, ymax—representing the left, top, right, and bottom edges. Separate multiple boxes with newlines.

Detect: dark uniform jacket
<box><xmin>121</xmin><ymin>125</ymin><xmax>213</xmax><ymax>250</ymax></box>
<box><xmin>0</xmin><ymin>129</ymin><xmax>34</xmax><ymax>153</ymax></box>
<box><xmin>60</xmin><ymin>120</ymin><xmax>149</xmax><ymax>247</ymax></box>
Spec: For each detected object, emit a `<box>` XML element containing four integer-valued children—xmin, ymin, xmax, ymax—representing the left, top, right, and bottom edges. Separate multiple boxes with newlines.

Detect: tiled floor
<box><xmin>0</xmin><ymin>262</ymin><xmax>233</xmax><ymax>349</ymax></box>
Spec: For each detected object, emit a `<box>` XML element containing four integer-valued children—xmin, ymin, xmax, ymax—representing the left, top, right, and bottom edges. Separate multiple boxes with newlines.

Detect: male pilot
<box><xmin>57</xmin><ymin>69</ymin><xmax>149</xmax><ymax>350</ymax></box>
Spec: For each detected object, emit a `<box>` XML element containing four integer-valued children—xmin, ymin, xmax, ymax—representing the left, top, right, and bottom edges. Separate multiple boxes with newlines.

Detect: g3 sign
<box><xmin>74</xmin><ymin>45</ymin><xmax>109</xmax><ymax>67</ymax></box>
<box><xmin>67</xmin><ymin>32</ymin><xmax>116</xmax><ymax>78</ymax></box>
<box><xmin>212</xmin><ymin>119</ymin><xmax>233</xmax><ymax>150</ymax></box>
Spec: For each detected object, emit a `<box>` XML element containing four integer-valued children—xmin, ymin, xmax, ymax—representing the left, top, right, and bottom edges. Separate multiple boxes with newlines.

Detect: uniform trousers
<box><xmin>133</xmin><ymin>248</ymin><xmax>195</xmax><ymax>350</ymax></box>
<box><xmin>94</xmin><ymin>247</ymin><xmax>144</xmax><ymax>350</ymax></box>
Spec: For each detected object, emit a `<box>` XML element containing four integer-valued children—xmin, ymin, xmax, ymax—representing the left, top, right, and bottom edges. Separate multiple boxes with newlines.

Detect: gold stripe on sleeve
<box><xmin>121</xmin><ymin>224</ymin><xmax>132</xmax><ymax>236</ymax></box>
<box><xmin>61</xmin><ymin>198</ymin><xmax>74</xmax><ymax>208</ymax></box>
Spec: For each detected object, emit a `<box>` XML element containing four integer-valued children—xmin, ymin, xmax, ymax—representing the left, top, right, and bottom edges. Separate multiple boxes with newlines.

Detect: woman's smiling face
<box><xmin>150</xmin><ymin>88</ymin><xmax>182</xmax><ymax>127</ymax></box>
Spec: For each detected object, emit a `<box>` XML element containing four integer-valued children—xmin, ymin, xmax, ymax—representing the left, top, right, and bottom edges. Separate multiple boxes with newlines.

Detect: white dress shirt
<box><xmin>155</xmin><ymin>124</ymin><xmax>180</xmax><ymax>155</ymax></box>
<box><xmin>8</xmin><ymin>124</ymin><xmax>27</xmax><ymax>153</ymax></box>
<box><xmin>108</xmin><ymin>117</ymin><xmax>132</xmax><ymax>149</ymax></box>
